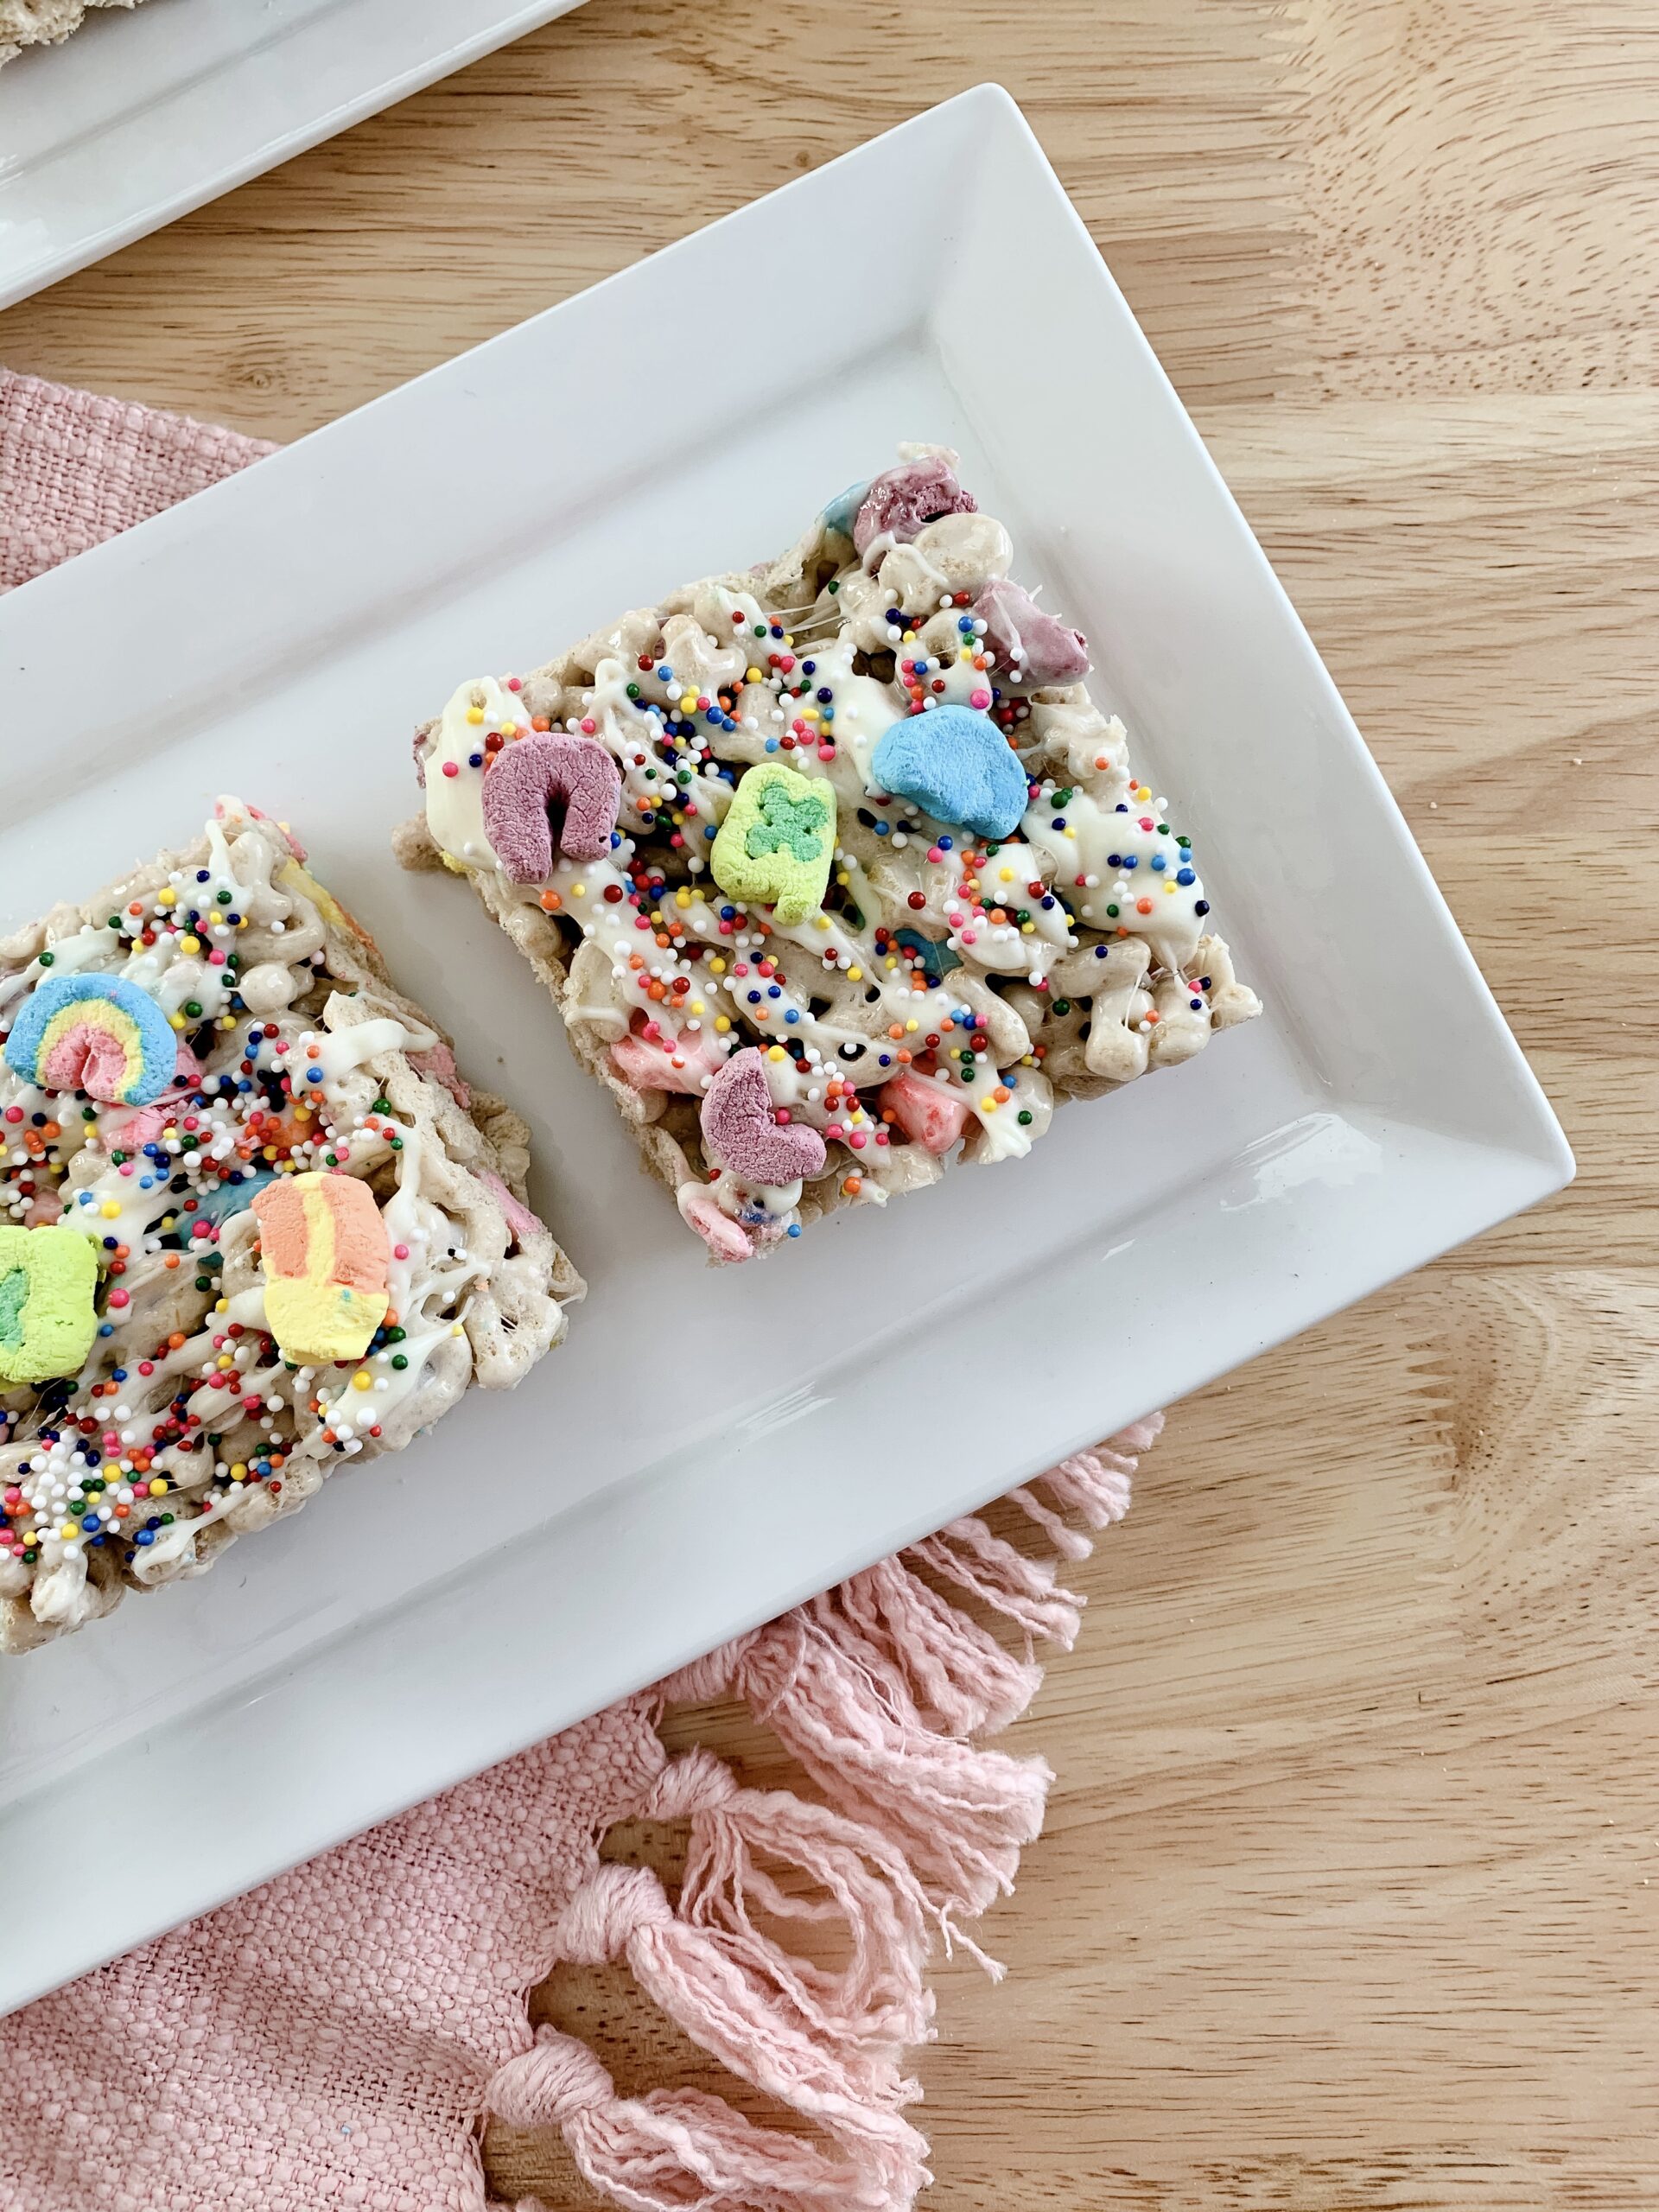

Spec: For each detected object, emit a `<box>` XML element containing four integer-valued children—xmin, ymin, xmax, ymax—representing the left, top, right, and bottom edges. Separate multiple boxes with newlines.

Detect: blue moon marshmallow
<box><xmin>870</xmin><ymin>703</ymin><xmax>1029</xmax><ymax>841</ymax></box>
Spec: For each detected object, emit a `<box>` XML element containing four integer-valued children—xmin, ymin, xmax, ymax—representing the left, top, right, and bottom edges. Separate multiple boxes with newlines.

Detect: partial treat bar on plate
<box><xmin>0</xmin><ymin>798</ymin><xmax>582</xmax><ymax>1650</ymax></box>
<box><xmin>0</xmin><ymin>0</ymin><xmax>143</xmax><ymax>66</ymax></box>
<box><xmin>396</xmin><ymin>444</ymin><xmax>1259</xmax><ymax>1265</ymax></box>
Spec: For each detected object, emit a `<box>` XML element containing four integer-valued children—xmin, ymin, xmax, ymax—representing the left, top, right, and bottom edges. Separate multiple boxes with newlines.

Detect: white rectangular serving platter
<box><xmin>0</xmin><ymin>86</ymin><xmax>1571</xmax><ymax>2014</ymax></box>
<box><xmin>0</xmin><ymin>0</ymin><xmax>588</xmax><ymax>311</ymax></box>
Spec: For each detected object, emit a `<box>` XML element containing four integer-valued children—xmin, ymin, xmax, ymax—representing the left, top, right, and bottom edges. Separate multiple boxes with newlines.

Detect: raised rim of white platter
<box><xmin>0</xmin><ymin>0</ymin><xmax>588</xmax><ymax>313</ymax></box>
<box><xmin>0</xmin><ymin>85</ymin><xmax>1571</xmax><ymax>2014</ymax></box>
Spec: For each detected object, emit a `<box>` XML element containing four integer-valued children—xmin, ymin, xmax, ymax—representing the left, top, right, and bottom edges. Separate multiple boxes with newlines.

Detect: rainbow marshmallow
<box><xmin>4</xmin><ymin>973</ymin><xmax>175</xmax><ymax>1107</ymax></box>
<box><xmin>250</xmin><ymin>1171</ymin><xmax>392</xmax><ymax>1367</ymax></box>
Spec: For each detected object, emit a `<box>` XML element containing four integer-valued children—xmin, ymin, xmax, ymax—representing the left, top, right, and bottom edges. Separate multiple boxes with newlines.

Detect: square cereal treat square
<box><xmin>396</xmin><ymin>447</ymin><xmax>1258</xmax><ymax>1264</ymax></box>
<box><xmin>0</xmin><ymin>798</ymin><xmax>582</xmax><ymax>1650</ymax></box>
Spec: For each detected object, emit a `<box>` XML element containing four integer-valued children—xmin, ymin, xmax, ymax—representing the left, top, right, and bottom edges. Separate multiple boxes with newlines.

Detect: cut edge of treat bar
<box><xmin>0</xmin><ymin>798</ymin><xmax>582</xmax><ymax>1653</ymax></box>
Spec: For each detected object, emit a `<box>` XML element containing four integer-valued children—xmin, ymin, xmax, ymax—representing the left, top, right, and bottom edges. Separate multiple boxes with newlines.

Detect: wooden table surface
<box><xmin>4</xmin><ymin>2</ymin><xmax>1656</xmax><ymax>2203</ymax></box>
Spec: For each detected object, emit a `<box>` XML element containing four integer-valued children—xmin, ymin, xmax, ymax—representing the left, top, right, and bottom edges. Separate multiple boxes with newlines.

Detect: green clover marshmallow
<box><xmin>0</xmin><ymin>1224</ymin><xmax>99</xmax><ymax>1386</ymax></box>
<box><xmin>710</xmin><ymin>762</ymin><xmax>836</xmax><ymax>925</ymax></box>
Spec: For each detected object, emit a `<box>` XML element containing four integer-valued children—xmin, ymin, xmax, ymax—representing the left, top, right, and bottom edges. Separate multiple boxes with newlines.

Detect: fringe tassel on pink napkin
<box><xmin>0</xmin><ymin>1423</ymin><xmax>1156</xmax><ymax>2212</ymax></box>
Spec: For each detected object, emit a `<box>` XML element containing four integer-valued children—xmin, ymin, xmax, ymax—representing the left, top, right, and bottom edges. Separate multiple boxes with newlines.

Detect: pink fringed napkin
<box><xmin>0</xmin><ymin>365</ymin><xmax>1158</xmax><ymax>2212</ymax></box>
<box><xmin>0</xmin><ymin>367</ymin><xmax>277</xmax><ymax>588</ymax></box>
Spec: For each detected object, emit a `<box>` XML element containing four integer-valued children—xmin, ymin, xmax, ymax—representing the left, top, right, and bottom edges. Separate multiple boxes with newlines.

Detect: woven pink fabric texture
<box><xmin>0</xmin><ymin>368</ymin><xmax>276</xmax><ymax>588</ymax></box>
<box><xmin>0</xmin><ymin>369</ymin><xmax>1159</xmax><ymax>2212</ymax></box>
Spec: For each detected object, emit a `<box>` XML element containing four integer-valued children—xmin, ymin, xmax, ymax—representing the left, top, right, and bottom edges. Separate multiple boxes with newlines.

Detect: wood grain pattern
<box><xmin>3</xmin><ymin>0</ymin><xmax>1656</xmax><ymax>2202</ymax></box>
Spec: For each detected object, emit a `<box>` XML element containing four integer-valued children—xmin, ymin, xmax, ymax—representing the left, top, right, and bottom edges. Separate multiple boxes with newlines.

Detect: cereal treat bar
<box><xmin>396</xmin><ymin>445</ymin><xmax>1259</xmax><ymax>1264</ymax></box>
<box><xmin>0</xmin><ymin>799</ymin><xmax>582</xmax><ymax>1650</ymax></box>
<box><xmin>0</xmin><ymin>0</ymin><xmax>143</xmax><ymax>67</ymax></box>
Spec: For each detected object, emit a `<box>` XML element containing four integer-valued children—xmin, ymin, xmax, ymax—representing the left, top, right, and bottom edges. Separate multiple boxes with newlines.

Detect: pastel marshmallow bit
<box><xmin>277</xmin><ymin>856</ymin><xmax>363</xmax><ymax>944</ymax></box>
<box><xmin>0</xmin><ymin>1224</ymin><xmax>99</xmax><ymax>1385</ymax></box>
<box><xmin>189</xmin><ymin>1166</ymin><xmax>277</xmax><ymax>1227</ymax></box>
<box><xmin>609</xmin><ymin>1027</ymin><xmax>727</xmax><ymax>1096</ymax></box>
<box><xmin>882</xmin><ymin>1070</ymin><xmax>972</xmax><ymax>1156</ymax></box>
<box><xmin>970</xmin><ymin>577</ymin><xmax>1090</xmax><ymax>689</ymax></box>
<box><xmin>480</xmin><ymin>732</ymin><xmax>623</xmax><ymax>879</ymax></box>
<box><xmin>408</xmin><ymin>1039</ymin><xmax>472</xmax><ymax>1110</ymax></box>
<box><xmin>677</xmin><ymin>1185</ymin><xmax>758</xmax><ymax>1265</ymax></box>
<box><xmin>853</xmin><ymin>454</ymin><xmax>976</xmax><ymax>556</ymax></box>
<box><xmin>251</xmin><ymin>1171</ymin><xmax>391</xmax><ymax>1365</ymax></box>
<box><xmin>700</xmin><ymin>1048</ymin><xmax>826</xmax><ymax>1185</ymax></box>
<box><xmin>4</xmin><ymin>972</ymin><xmax>175</xmax><ymax>1106</ymax></box>
<box><xmin>892</xmin><ymin>925</ymin><xmax>962</xmax><ymax>983</ymax></box>
<box><xmin>476</xmin><ymin>1167</ymin><xmax>543</xmax><ymax>1250</ymax></box>
<box><xmin>870</xmin><ymin>702</ymin><xmax>1029</xmax><ymax>841</ymax></box>
<box><xmin>821</xmin><ymin>479</ymin><xmax>870</xmax><ymax>540</ymax></box>
<box><xmin>709</xmin><ymin>762</ymin><xmax>836</xmax><ymax>925</ymax></box>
